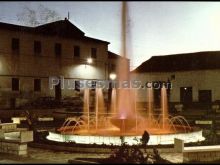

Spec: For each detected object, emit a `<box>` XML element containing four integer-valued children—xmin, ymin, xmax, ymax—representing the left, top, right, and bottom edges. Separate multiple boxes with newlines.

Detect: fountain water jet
<box><xmin>110</xmin><ymin>88</ymin><xmax>117</xmax><ymax>114</ymax></box>
<box><xmin>83</xmin><ymin>88</ymin><xmax>90</xmax><ymax>131</ymax></box>
<box><xmin>109</xmin><ymin>1</ymin><xmax>136</xmax><ymax>131</ymax></box>
<box><xmin>95</xmin><ymin>88</ymin><xmax>105</xmax><ymax>132</ymax></box>
<box><xmin>161</xmin><ymin>85</ymin><xmax>169</xmax><ymax>130</ymax></box>
<box><xmin>53</xmin><ymin>85</ymin><xmax>205</xmax><ymax>145</ymax></box>
<box><xmin>147</xmin><ymin>87</ymin><xmax>154</xmax><ymax>128</ymax></box>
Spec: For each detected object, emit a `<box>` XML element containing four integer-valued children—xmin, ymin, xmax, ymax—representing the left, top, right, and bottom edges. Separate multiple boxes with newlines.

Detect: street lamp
<box><xmin>108</xmin><ymin>73</ymin><xmax>117</xmax><ymax>113</ymax></box>
<box><xmin>87</xmin><ymin>58</ymin><xmax>93</xmax><ymax>64</ymax></box>
<box><xmin>109</xmin><ymin>73</ymin><xmax>117</xmax><ymax>80</ymax></box>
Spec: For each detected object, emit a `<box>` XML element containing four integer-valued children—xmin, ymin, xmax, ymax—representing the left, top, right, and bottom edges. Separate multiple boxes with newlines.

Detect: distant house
<box><xmin>131</xmin><ymin>51</ymin><xmax>220</xmax><ymax>109</ymax></box>
<box><xmin>0</xmin><ymin>18</ymin><xmax>127</xmax><ymax>109</ymax></box>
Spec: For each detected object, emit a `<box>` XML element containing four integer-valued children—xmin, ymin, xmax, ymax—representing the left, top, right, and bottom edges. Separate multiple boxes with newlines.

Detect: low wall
<box><xmin>174</xmin><ymin>138</ymin><xmax>184</xmax><ymax>153</ymax></box>
<box><xmin>0</xmin><ymin>123</ymin><xmax>17</xmax><ymax>132</ymax></box>
<box><xmin>29</xmin><ymin>142</ymin><xmax>176</xmax><ymax>154</ymax></box>
<box><xmin>0</xmin><ymin>123</ymin><xmax>33</xmax><ymax>156</ymax></box>
<box><xmin>47</xmin><ymin>130</ymin><xmax>204</xmax><ymax>146</ymax></box>
<box><xmin>183</xmin><ymin>145</ymin><xmax>220</xmax><ymax>162</ymax></box>
<box><xmin>0</xmin><ymin>139</ymin><xmax>27</xmax><ymax>155</ymax></box>
<box><xmin>30</xmin><ymin>138</ymin><xmax>184</xmax><ymax>154</ymax></box>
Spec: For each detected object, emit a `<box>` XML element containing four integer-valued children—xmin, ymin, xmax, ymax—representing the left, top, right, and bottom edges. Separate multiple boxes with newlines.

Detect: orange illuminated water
<box><xmin>115</xmin><ymin>1</ymin><xmax>134</xmax><ymax>120</ymax></box>
<box><xmin>110</xmin><ymin>88</ymin><xmax>117</xmax><ymax>114</ymax></box>
<box><xmin>161</xmin><ymin>85</ymin><xmax>169</xmax><ymax>129</ymax></box>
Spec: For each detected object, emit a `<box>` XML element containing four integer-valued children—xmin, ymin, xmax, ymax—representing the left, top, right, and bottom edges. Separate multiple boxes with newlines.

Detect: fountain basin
<box><xmin>110</xmin><ymin>118</ymin><xmax>137</xmax><ymax>132</ymax></box>
<box><xmin>47</xmin><ymin>129</ymin><xmax>205</xmax><ymax>145</ymax></box>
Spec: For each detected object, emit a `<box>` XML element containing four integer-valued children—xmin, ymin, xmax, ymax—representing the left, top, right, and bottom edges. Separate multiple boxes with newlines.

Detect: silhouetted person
<box><xmin>141</xmin><ymin>130</ymin><xmax>150</xmax><ymax>152</ymax></box>
<box><xmin>24</xmin><ymin>110</ymin><xmax>36</xmax><ymax>131</ymax></box>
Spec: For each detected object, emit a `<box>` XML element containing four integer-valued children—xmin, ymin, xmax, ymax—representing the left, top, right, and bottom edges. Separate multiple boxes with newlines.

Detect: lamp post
<box><xmin>85</xmin><ymin>58</ymin><xmax>93</xmax><ymax>68</ymax></box>
<box><xmin>87</xmin><ymin>58</ymin><xmax>92</xmax><ymax>64</ymax></box>
<box><xmin>109</xmin><ymin>73</ymin><xmax>117</xmax><ymax>80</ymax></box>
<box><xmin>108</xmin><ymin>73</ymin><xmax>117</xmax><ymax>114</ymax></box>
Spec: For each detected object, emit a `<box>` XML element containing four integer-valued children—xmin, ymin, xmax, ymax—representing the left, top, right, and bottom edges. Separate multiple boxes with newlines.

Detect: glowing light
<box><xmin>119</xmin><ymin>115</ymin><xmax>126</xmax><ymax>120</ymax></box>
<box><xmin>184</xmin><ymin>87</ymin><xmax>187</xmax><ymax>90</ymax></box>
<box><xmin>69</xmin><ymin>64</ymin><xmax>96</xmax><ymax>79</ymax></box>
<box><xmin>87</xmin><ymin>58</ymin><xmax>93</xmax><ymax>64</ymax></box>
<box><xmin>109</xmin><ymin>73</ymin><xmax>117</xmax><ymax>80</ymax></box>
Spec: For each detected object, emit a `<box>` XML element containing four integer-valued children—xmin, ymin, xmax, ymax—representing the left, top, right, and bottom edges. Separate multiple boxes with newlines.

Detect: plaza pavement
<box><xmin>0</xmin><ymin>147</ymin><xmax>183</xmax><ymax>164</ymax></box>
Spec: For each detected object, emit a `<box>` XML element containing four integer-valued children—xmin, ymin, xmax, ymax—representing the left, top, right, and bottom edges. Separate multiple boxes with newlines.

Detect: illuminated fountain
<box><xmin>47</xmin><ymin>84</ymin><xmax>205</xmax><ymax>145</ymax></box>
<box><xmin>46</xmin><ymin>2</ymin><xmax>205</xmax><ymax>145</ymax></box>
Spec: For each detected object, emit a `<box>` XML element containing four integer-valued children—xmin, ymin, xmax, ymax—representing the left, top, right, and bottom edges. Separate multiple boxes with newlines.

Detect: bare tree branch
<box><xmin>38</xmin><ymin>4</ymin><xmax>61</xmax><ymax>25</ymax></box>
<box><xmin>17</xmin><ymin>4</ymin><xmax>61</xmax><ymax>27</ymax></box>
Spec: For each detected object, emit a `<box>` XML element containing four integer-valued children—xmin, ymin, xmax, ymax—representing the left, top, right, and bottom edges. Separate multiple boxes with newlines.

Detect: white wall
<box><xmin>131</xmin><ymin>69</ymin><xmax>220</xmax><ymax>103</ymax></box>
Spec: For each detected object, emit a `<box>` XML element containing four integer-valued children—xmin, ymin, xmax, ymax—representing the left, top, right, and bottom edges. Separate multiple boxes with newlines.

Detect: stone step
<box><xmin>0</xmin><ymin>141</ymin><xmax>27</xmax><ymax>155</ymax></box>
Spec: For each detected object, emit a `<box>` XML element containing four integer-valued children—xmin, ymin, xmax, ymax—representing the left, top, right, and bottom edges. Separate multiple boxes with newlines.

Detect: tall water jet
<box><xmin>161</xmin><ymin>85</ymin><xmax>168</xmax><ymax>129</ymax></box>
<box><xmin>147</xmin><ymin>87</ymin><xmax>154</xmax><ymax>128</ymax></box>
<box><xmin>117</xmin><ymin>1</ymin><xmax>131</xmax><ymax>118</ymax></box>
<box><xmin>83</xmin><ymin>88</ymin><xmax>90</xmax><ymax>131</ymax></box>
<box><xmin>147</xmin><ymin>87</ymin><xmax>154</xmax><ymax>118</ymax></box>
<box><xmin>95</xmin><ymin>88</ymin><xmax>98</xmax><ymax>131</ymax></box>
<box><xmin>110</xmin><ymin>88</ymin><xmax>117</xmax><ymax>114</ymax></box>
<box><xmin>110</xmin><ymin>1</ymin><xmax>137</xmax><ymax>131</ymax></box>
<box><xmin>121</xmin><ymin>1</ymin><xmax>127</xmax><ymax>59</ymax></box>
<box><xmin>95</xmin><ymin>88</ymin><xmax>105</xmax><ymax>131</ymax></box>
<box><xmin>134</xmin><ymin>89</ymin><xmax>138</xmax><ymax>132</ymax></box>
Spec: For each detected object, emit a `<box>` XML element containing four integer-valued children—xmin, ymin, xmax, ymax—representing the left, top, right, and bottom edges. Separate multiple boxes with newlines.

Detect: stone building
<box><xmin>131</xmin><ymin>51</ymin><xmax>220</xmax><ymax>109</ymax></box>
<box><xmin>0</xmin><ymin>19</ymin><xmax>127</xmax><ymax>108</ymax></box>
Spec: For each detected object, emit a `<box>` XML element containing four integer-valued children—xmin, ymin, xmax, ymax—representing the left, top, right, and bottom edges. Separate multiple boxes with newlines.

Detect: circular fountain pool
<box><xmin>47</xmin><ymin>114</ymin><xmax>205</xmax><ymax>145</ymax></box>
<box><xmin>47</xmin><ymin>129</ymin><xmax>204</xmax><ymax>146</ymax></box>
<box><xmin>47</xmin><ymin>86</ymin><xmax>205</xmax><ymax>146</ymax></box>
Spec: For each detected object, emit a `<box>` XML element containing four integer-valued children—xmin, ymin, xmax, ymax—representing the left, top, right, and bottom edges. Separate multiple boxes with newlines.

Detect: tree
<box><xmin>17</xmin><ymin>4</ymin><xmax>61</xmax><ymax>27</ymax></box>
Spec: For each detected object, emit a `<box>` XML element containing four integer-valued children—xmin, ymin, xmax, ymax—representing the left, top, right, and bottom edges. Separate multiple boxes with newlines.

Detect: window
<box><xmin>171</xmin><ymin>74</ymin><xmax>175</xmax><ymax>80</ymax></box>
<box><xmin>34</xmin><ymin>41</ymin><xmax>41</xmax><ymax>54</ymax></box>
<box><xmin>91</xmin><ymin>80</ymin><xmax>96</xmax><ymax>91</ymax></box>
<box><xmin>11</xmin><ymin>38</ymin><xmax>20</xmax><ymax>54</ymax></box>
<box><xmin>180</xmin><ymin>87</ymin><xmax>193</xmax><ymax>104</ymax></box>
<box><xmin>12</xmin><ymin>78</ymin><xmax>19</xmax><ymax>91</ymax></box>
<box><xmin>199</xmin><ymin>90</ymin><xmax>212</xmax><ymax>103</ymax></box>
<box><xmin>55</xmin><ymin>82</ymin><xmax>62</xmax><ymax>101</ymax></box>
<box><xmin>75</xmin><ymin>80</ymin><xmax>80</xmax><ymax>92</ymax></box>
<box><xmin>91</xmin><ymin>48</ymin><xmax>97</xmax><ymax>59</ymax></box>
<box><xmin>74</xmin><ymin>46</ymin><xmax>80</xmax><ymax>57</ymax></box>
<box><xmin>34</xmin><ymin>79</ymin><xmax>41</xmax><ymax>92</ymax></box>
<box><xmin>55</xmin><ymin>43</ymin><xmax>62</xmax><ymax>57</ymax></box>
<box><xmin>111</xmin><ymin>64</ymin><xmax>116</xmax><ymax>72</ymax></box>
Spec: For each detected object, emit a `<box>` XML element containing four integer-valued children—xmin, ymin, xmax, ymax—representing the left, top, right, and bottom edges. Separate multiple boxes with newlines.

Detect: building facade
<box><xmin>0</xmin><ymin>19</ymin><xmax>127</xmax><ymax>108</ymax></box>
<box><xmin>131</xmin><ymin>51</ymin><xmax>220</xmax><ymax>109</ymax></box>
